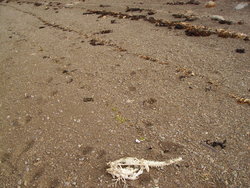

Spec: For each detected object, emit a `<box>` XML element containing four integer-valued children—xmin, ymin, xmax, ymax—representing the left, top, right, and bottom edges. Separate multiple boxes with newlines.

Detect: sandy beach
<box><xmin>0</xmin><ymin>0</ymin><xmax>249</xmax><ymax>187</ymax></box>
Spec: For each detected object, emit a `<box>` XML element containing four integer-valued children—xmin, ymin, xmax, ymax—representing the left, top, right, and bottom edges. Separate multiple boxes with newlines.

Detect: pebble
<box><xmin>65</xmin><ymin>182</ymin><xmax>70</xmax><ymax>186</ymax></box>
<box><xmin>24</xmin><ymin>180</ymin><xmax>28</xmax><ymax>186</ymax></box>
<box><xmin>235</xmin><ymin>2</ymin><xmax>248</xmax><ymax>10</ymax></box>
<box><xmin>126</xmin><ymin>99</ymin><xmax>134</xmax><ymax>103</ymax></box>
<box><xmin>232</xmin><ymin>171</ymin><xmax>238</xmax><ymax>178</ymax></box>
<box><xmin>211</xmin><ymin>15</ymin><xmax>225</xmax><ymax>21</ymax></box>
<box><xmin>18</xmin><ymin>179</ymin><xmax>22</xmax><ymax>185</ymax></box>
<box><xmin>135</xmin><ymin>139</ymin><xmax>141</xmax><ymax>143</ymax></box>
<box><xmin>64</xmin><ymin>3</ymin><xmax>74</xmax><ymax>8</ymax></box>
<box><xmin>205</xmin><ymin>1</ymin><xmax>216</xmax><ymax>8</ymax></box>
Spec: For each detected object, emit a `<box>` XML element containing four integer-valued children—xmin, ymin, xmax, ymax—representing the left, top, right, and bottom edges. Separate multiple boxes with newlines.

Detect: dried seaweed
<box><xmin>205</xmin><ymin>140</ymin><xmax>226</xmax><ymax>149</ymax></box>
<box><xmin>172</xmin><ymin>13</ymin><xmax>198</xmax><ymax>22</ymax></box>
<box><xmin>187</xmin><ymin>0</ymin><xmax>200</xmax><ymax>5</ymax></box>
<box><xmin>230</xmin><ymin>94</ymin><xmax>250</xmax><ymax>105</ymax></box>
<box><xmin>84</xmin><ymin>9</ymin><xmax>249</xmax><ymax>40</ymax></box>
<box><xmin>94</xmin><ymin>30</ymin><xmax>112</xmax><ymax>35</ymax></box>
<box><xmin>155</xmin><ymin>21</ymin><xmax>172</xmax><ymax>28</ymax></box>
<box><xmin>216</xmin><ymin>29</ymin><xmax>249</xmax><ymax>40</ymax></box>
<box><xmin>165</xmin><ymin>1</ymin><xmax>185</xmax><ymax>5</ymax></box>
<box><xmin>185</xmin><ymin>27</ymin><xmax>212</xmax><ymax>37</ymax></box>
<box><xmin>126</xmin><ymin>7</ymin><xmax>143</xmax><ymax>12</ymax></box>
<box><xmin>145</xmin><ymin>17</ymin><xmax>157</xmax><ymax>24</ymax></box>
<box><xmin>177</xmin><ymin>68</ymin><xmax>195</xmax><ymax>80</ymax></box>
<box><xmin>143</xmin><ymin>98</ymin><xmax>157</xmax><ymax>105</ymax></box>
<box><xmin>34</xmin><ymin>2</ymin><xmax>42</xmax><ymax>6</ymax></box>
<box><xmin>83</xmin><ymin>97</ymin><xmax>94</xmax><ymax>102</ymax></box>
<box><xmin>89</xmin><ymin>39</ymin><xmax>104</xmax><ymax>46</ymax></box>
<box><xmin>218</xmin><ymin>20</ymin><xmax>233</xmax><ymax>25</ymax></box>
<box><xmin>147</xmin><ymin>10</ymin><xmax>155</xmax><ymax>15</ymax></box>
<box><xmin>235</xmin><ymin>48</ymin><xmax>245</xmax><ymax>53</ymax></box>
<box><xmin>139</xmin><ymin>55</ymin><xmax>157</xmax><ymax>62</ymax></box>
<box><xmin>100</xmin><ymin>4</ymin><xmax>111</xmax><ymax>8</ymax></box>
<box><xmin>165</xmin><ymin>0</ymin><xmax>200</xmax><ymax>5</ymax></box>
<box><xmin>130</xmin><ymin>15</ymin><xmax>147</xmax><ymax>20</ymax></box>
<box><xmin>175</xmin><ymin>24</ymin><xmax>186</xmax><ymax>29</ymax></box>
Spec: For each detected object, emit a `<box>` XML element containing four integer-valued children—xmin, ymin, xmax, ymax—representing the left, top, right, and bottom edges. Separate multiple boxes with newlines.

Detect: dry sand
<box><xmin>0</xmin><ymin>0</ymin><xmax>249</xmax><ymax>187</ymax></box>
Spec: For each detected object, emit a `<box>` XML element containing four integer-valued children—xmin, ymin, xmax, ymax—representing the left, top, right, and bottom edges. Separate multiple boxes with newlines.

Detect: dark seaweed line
<box><xmin>0</xmin><ymin>3</ymin><xmax>169</xmax><ymax>65</ymax></box>
<box><xmin>165</xmin><ymin>0</ymin><xmax>200</xmax><ymax>5</ymax></box>
<box><xmin>84</xmin><ymin>9</ymin><xmax>249</xmax><ymax>41</ymax></box>
<box><xmin>1</xmin><ymin>3</ymin><xmax>247</xmax><ymax>106</ymax></box>
<box><xmin>2</xmin><ymin>1</ymin><xmax>249</xmax><ymax>40</ymax></box>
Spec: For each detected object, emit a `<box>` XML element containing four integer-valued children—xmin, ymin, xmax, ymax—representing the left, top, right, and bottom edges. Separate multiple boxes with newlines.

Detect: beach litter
<box><xmin>107</xmin><ymin>157</ymin><xmax>183</xmax><ymax>185</ymax></box>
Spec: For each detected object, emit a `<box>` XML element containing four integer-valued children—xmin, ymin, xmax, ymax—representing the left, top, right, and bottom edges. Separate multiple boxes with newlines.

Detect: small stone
<box><xmin>235</xmin><ymin>2</ymin><xmax>248</xmax><ymax>10</ymax></box>
<box><xmin>64</xmin><ymin>3</ymin><xmax>74</xmax><ymax>8</ymax></box>
<box><xmin>18</xmin><ymin>179</ymin><xmax>22</xmax><ymax>185</ymax></box>
<box><xmin>211</xmin><ymin>15</ymin><xmax>225</xmax><ymax>21</ymax></box>
<box><xmin>205</xmin><ymin>1</ymin><xmax>216</xmax><ymax>8</ymax></box>
<box><xmin>126</xmin><ymin>99</ymin><xmax>134</xmax><ymax>103</ymax></box>
<box><xmin>135</xmin><ymin>139</ymin><xmax>141</xmax><ymax>143</ymax></box>
<box><xmin>24</xmin><ymin>180</ymin><xmax>28</xmax><ymax>186</ymax></box>
<box><xmin>232</xmin><ymin>171</ymin><xmax>238</xmax><ymax>178</ymax></box>
<box><xmin>64</xmin><ymin>182</ymin><xmax>70</xmax><ymax>186</ymax></box>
